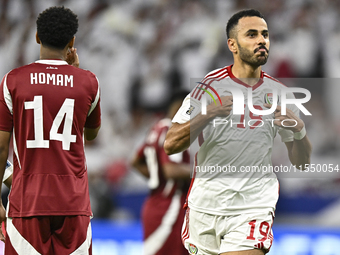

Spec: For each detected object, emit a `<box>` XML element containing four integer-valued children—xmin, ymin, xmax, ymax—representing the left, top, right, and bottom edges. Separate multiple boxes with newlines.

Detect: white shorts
<box><xmin>181</xmin><ymin>208</ymin><xmax>274</xmax><ymax>255</ymax></box>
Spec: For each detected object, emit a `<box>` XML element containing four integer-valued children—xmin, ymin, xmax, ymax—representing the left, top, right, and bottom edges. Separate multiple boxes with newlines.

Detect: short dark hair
<box><xmin>36</xmin><ymin>6</ymin><xmax>78</xmax><ymax>50</ymax></box>
<box><xmin>226</xmin><ymin>9</ymin><xmax>265</xmax><ymax>39</ymax></box>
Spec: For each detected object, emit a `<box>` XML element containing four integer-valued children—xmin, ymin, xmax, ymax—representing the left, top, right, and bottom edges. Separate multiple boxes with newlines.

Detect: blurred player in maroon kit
<box><xmin>131</xmin><ymin>91</ymin><xmax>190</xmax><ymax>255</ymax></box>
<box><xmin>0</xmin><ymin>6</ymin><xmax>101</xmax><ymax>255</ymax></box>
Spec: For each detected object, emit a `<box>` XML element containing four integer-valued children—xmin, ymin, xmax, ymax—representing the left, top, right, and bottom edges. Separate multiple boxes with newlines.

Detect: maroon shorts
<box><xmin>5</xmin><ymin>216</ymin><xmax>92</xmax><ymax>255</ymax></box>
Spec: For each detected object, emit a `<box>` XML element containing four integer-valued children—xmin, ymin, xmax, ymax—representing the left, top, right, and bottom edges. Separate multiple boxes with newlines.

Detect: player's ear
<box><xmin>227</xmin><ymin>38</ymin><xmax>237</xmax><ymax>53</ymax></box>
<box><xmin>68</xmin><ymin>36</ymin><xmax>75</xmax><ymax>48</ymax></box>
<box><xmin>35</xmin><ymin>32</ymin><xmax>41</xmax><ymax>44</ymax></box>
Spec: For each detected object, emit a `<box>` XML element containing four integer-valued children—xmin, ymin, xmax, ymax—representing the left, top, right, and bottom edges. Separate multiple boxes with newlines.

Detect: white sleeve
<box><xmin>172</xmin><ymin>94</ymin><xmax>201</xmax><ymax>124</ymax></box>
<box><xmin>3</xmin><ymin>160</ymin><xmax>13</xmax><ymax>183</ymax></box>
<box><xmin>278</xmin><ymin>92</ymin><xmax>301</xmax><ymax>143</ymax></box>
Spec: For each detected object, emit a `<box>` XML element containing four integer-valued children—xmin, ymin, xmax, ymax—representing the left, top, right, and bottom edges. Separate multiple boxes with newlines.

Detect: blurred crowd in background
<box><xmin>0</xmin><ymin>0</ymin><xmax>339</xmax><ymax>224</ymax></box>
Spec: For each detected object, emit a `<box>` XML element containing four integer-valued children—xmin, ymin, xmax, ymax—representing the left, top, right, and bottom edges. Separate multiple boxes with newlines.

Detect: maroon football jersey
<box><xmin>136</xmin><ymin>118</ymin><xmax>190</xmax><ymax>197</ymax></box>
<box><xmin>0</xmin><ymin>59</ymin><xmax>101</xmax><ymax>217</ymax></box>
<box><xmin>136</xmin><ymin>118</ymin><xmax>190</xmax><ymax>255</ymax></box>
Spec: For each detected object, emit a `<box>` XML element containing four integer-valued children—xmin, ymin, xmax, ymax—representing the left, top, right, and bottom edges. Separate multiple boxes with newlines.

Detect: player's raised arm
<box><xmin>265</xmin><ymin>103</ymin><xmax>312</xmax><ymax>169</ymax></box>
<box><xmin>65</xmin><ymin>47</ymin><xmax>79</xmax><ymax>68</ymax></box>
<box><xmin>164</xmin><ymin>95</ymin><xmax>233</xmax><ymax>155</ymax></box>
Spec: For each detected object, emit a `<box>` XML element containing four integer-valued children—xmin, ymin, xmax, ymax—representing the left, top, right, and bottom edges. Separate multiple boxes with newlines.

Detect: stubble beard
<box><xmin>237</xmin><ymin>42</ymin><xmax>269</xmax><ymax>67</ymax></box>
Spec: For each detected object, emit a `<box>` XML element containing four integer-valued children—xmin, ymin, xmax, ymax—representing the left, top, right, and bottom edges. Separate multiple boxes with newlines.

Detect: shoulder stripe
<box><xmin>191</xmin><ymin>67</ymin><xmax>227</xmax><ymax>98</ymax></box>
<box><xmin>204</xmin><ymin>66</ymin><xmax>228</xmax><ymax>79</ymax></box>
<box><xmin>192</xmin><ymin>70</ymin><xmax>229</xmax><ymax>100</ymax></box>
<box><xmin>264</xmin><ymin>73</ymin><xmax>286</xmax><ymax>87</ymax></box>
<box><xmin>196</xmin><ymin>70</ymin><xmax>228</xmax><ymax>97</ymax></box>
<box><xmin>197</xmin><ymin>72</ymin><xmax>229</xmax><ymax>101</ymax></box>
<box><xmin>88</xmin><ymin>85</ymin><xmax>100</xmax><ymax>116</ymax></box>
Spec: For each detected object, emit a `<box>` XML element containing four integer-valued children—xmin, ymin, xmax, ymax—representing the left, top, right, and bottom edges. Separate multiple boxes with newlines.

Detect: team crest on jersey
<box><xmin>188</xmin><ymin>243</ymin><xmax>198</xmax><ymax>254</ymax></box>
<box><xmin>186</xmin><ymin>105</ymin><xmax>195</xmax><ymax>115</ymax></box>
<box><xmin>264</xmin><ymin>93</ymin><xmax>279</xmax><ymax>105</ymax></box>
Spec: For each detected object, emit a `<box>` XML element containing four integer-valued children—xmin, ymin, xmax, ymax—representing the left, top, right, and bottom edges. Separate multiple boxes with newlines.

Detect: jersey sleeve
<box><xmin>278</xmin><ymin>91</ymin><xmax>301</xmax><ymax>142</ymax></box>
<box><xmin>0</xmin><ymin>73</ymin><xmax>13</xmax><ymax>132</ymax></box>
<box><xmin>3</xmin><ymin>160</ymin><xmax>13</xmax><ymax>182</ymax></box>
<box><xmin>85</xmin><ymin>73</ymin><xmax>101</xmax><ymax>129</ymax></box>
<box><xmin>172</xmin><ymin>93</ymin><xmax>201</xmax><ymax>124</ymax></box>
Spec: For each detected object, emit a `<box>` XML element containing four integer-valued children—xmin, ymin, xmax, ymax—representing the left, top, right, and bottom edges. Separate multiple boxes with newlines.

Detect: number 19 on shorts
<box><xmin>246</xmin><ymin>220</ymin><xmax>271</xmax><ymax>242</ymax></box>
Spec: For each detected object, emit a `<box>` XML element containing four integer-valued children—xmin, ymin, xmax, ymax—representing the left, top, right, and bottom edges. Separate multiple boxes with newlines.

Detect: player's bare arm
<box><xmin>0</xmin><ymin>130</ymin><xmax>11</xmax><ymax>242</ymax></box>
<box><xmin>163</xmin><ymin>162</ymin><xmax>191</xmax><ymax>180</ymax></box>
<box><xmin>131</xmin><ymin>153</ymin><xmax>190</xmax><ymax>179</ymax></box>
<box><xmin>164</xmin><ymin>96</ymin><xmax>233</xmax><ymax>155</ymax></box>
<box><xmin>84</xmin><ymin>126</ymin><xmax>100</xmax><ymax>141</ymax></box>
<box><xmin>265</xmin><ymin>104</ymin><xmax>312</xmax><ymax>169</ymax></box>
<box><xmin>131</xmin><ymin>154</ymin><xmax>150</xmax><ymax>178</ymax></box>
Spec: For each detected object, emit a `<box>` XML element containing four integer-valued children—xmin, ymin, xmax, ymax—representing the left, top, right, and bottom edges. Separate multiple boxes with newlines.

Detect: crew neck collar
<box><xmin>35</xmin><ymin>59</ymin><xmax>68</xmax><ymax>65</ymax></box>
<box><xmin>227</xmin><ymin>65</ymin><xmax>264</xmax><ymax>90</ymax></box>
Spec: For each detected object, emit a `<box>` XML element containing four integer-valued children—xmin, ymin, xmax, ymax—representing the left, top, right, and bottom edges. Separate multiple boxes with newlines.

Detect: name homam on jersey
<box><xmin>30</xmin><ymin>73</ymin><xmax>73</xmax><ymax>87</ymax></box>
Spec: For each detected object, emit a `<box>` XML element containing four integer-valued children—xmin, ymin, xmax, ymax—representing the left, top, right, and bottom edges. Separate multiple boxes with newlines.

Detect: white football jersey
<box><xmin>172</xmin><ymin>65</ymin><xmax>299</xmax><ymax>216</ymax></box>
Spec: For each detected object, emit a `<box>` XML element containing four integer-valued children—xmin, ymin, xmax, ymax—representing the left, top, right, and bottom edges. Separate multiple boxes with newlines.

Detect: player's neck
<box><xmin>39</xmin><ymin>46</ymin><xmax>67</xmax><ymax>61</ymax></box>
<box><xmin>231</xmin><ymin>61</ymin><xmax>262</xmax><ymax>86</ymax></box>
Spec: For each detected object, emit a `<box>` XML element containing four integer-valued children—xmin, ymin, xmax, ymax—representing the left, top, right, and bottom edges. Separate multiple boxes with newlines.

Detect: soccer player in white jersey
<box><xmin>164</xmin><ymin>9</ymin><xmax>312</xmax><ymax>255</ymax></box>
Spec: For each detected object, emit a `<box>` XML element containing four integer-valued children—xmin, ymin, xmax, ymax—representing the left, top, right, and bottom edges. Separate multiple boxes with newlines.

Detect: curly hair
<box><xmin>36</xmin><ymin>6</ymin><xmax>78</xmax><ymax>50</ymax></box>
<box><xmin>226</xmin><ymin>9</ymin><xmax>265</xmax><ymax>39</ymax></box>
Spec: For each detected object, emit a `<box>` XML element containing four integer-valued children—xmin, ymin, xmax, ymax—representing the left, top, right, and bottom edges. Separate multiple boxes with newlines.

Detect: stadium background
<box><xmin>0</xmin><ymin>0</ymin><xmax>339</xmax><ymax>254</ymax></box>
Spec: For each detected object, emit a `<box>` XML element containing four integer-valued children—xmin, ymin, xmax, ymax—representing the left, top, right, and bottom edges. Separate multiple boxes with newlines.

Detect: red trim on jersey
<box><xmin>196</xmin><ymin>70</ymin><xmax>228</xmax><ymax>100</ymax></box>
<box><xmin>197</xmin><ymin>72</ymin><xmax>229</xmax><ymax>101</ymax></box>
<box><xmin>192</xmin><ymin>67</ymin><xmax>228</xmax><ymax>99</ymax></box>
<box><xmin>181</xmin><ymin>208</ymin><xmax>190</xmax><ymax>244</ymax></box>
<box><xmin>267</xmin><ymin>213</ymin><xmax>275</xmax><ymax>251</ymax></box>
<box><xmin>227</xmin><ymin>65</ymin><xmax>264</xmax><ymax>90</ymax></box>
<box><xmin>263</xmin><ymin>73</ymin><xmax>286</xmax><ymax>87</ymax></box>
<box><xmin>198</xmin><ymin>132</ymin><xmax>204</xmax><ymax>147</ymax></box>
<box><xmin>183</xmin><ymin>153</ymin><xmax>197</xmax><ymax>210</ymax></box>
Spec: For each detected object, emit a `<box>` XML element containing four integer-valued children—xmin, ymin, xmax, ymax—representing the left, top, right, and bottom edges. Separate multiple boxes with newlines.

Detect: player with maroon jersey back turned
<box><xmin>0</xmin><ymin>6</ymin><xmax>101</xmax><ymax>255</ymax></box>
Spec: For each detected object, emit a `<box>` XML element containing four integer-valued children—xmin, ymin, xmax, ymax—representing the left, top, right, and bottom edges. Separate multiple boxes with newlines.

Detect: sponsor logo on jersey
<box><xmin>186</xmin><ymin>105</ymin><xmax>195</xmax><ymax>115</ymax></box>
<box><xmin>188</xmin><ymin>243</ymin><xmax>198</xmax><ymax>254</ymax></box>
<box><xmin>264</xmin><ymin>93</ymin><xmax>279</xmax><ymax>105</ymax></box>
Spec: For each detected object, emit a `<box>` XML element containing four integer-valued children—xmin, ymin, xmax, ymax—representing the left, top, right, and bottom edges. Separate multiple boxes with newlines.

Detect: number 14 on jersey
<box><xmin>25</xmin><ymin>95</ymin><xmax>76</xmax><ymax>150</ymax></box>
